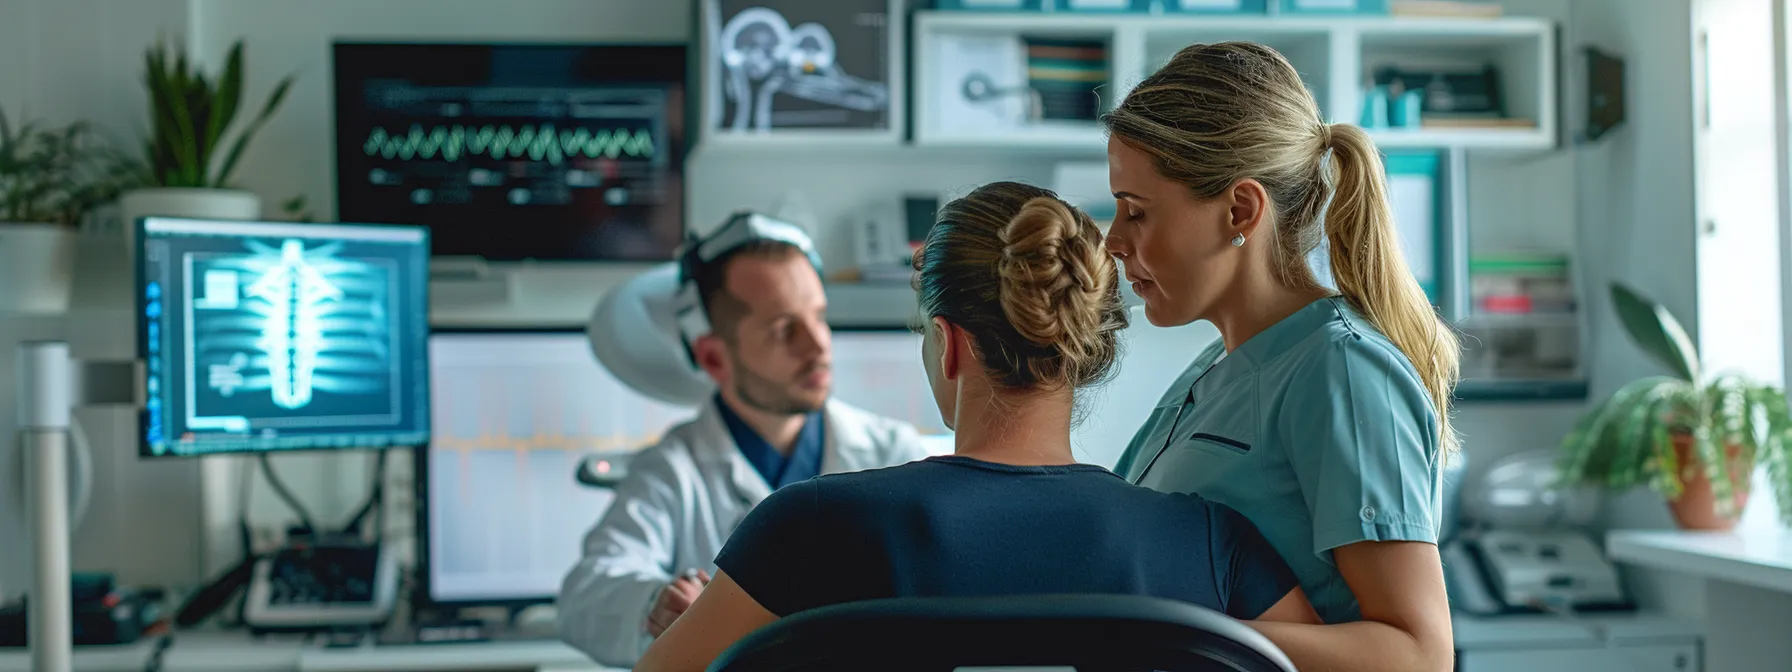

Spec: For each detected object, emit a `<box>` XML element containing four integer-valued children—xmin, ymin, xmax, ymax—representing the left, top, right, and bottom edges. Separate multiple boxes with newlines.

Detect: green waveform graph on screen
<box><xmin>362</xmin><ymin>123</ymin><xmax>656</xmax><ymax>165</ymax></box>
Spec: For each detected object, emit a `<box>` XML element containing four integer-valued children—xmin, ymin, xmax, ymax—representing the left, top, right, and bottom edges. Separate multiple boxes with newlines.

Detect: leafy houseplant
<box><xmin>119</xmin><ymin>37</ymin><xmax>293</xmax><ymax>226</ymax></box>
<box><xmin>0</xmin><ymin>108</ymin><xmax>141</xmax><ymax>313</ymax></box>
<box><xmin>139</xmin><ymin>37</ymin><xmax>294</xmax><ymax>189</ymax></box>
<box><xmin>1557</xmin><ymin>283</ymin><xmax>1792</xmax><ymax>530</ymax></box>
<box><xmin>1</xmin><ymin>109</ymin><xmax>138</xmax><ymax>228</ymax></box>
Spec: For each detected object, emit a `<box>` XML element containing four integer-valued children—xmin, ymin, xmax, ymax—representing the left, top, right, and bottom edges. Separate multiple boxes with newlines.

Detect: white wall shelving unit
<box><xmin>913</xmin><ymin>9</ymin><xmax>1580</xmax><ymax>400</ymax></box>
<box><xmin>913</xmin><ymin>11</ymin><xmax>1557</xmax><ymax>153</ymax></box>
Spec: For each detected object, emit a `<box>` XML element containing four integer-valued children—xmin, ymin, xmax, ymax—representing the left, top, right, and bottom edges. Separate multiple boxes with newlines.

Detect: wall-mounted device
<box><xmin>903</xmin><ymin>194</ymin><xmax>939</xmax><ymax>253</ymax></box>
<box><xmin>1582</xmin><ymin>46</ymin><xmax>1626</xmax><ymax>143</ymax></box>
<box><xmin>332</xmin><ymin>43</ymin><xmax>689</xmax><ymax>262</ymax></box>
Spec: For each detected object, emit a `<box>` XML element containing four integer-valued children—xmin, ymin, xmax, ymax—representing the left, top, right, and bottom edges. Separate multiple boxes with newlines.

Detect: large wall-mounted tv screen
<box><xmin>333</xmin><ymin>43</ymin><xmax>688</xmax><ymax>261</ymax></box>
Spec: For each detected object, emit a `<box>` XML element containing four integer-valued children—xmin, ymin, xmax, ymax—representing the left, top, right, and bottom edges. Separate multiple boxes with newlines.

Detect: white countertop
<box><xmin>0</xmin><ymin>632</ymin><xmax>618</xmax><ymax>672</ymax></box>
<box><xmin>1607</xmin><ymin>528</ymin><xmax>1792</xmax><ymax>593</ymax></box>
<box><xmin>1451</xmin><ymin>611</ymin><xmax>1702</xmax><ymax>650</ymax></box>
<box><xmin>2</xmin><ymin>612</ymin><xmax>1702</xmax><ymax>671</ymax></box>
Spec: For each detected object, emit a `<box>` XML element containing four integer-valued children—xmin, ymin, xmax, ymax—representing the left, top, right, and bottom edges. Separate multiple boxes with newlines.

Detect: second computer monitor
<box><xmin>421</xmin><ymin>328</ymin><xmax>948</xmax><ymax>605</ymax></box>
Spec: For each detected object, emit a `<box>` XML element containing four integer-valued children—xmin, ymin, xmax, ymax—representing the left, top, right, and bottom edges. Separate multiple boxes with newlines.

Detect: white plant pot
<box><xmin>118</xmin><ymin>188</ymin><xmax>262</xmax><ymax>227</ymax></box>
<box><xmin>0</xmin><ymin>224</ymin><xmax>78</xmax><ymax>314</ymax></box>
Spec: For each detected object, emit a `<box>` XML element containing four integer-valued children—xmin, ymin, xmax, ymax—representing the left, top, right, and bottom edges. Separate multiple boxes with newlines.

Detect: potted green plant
<box><xmin>0</xmin><ymin>109</ymin><xmax>140</xmax><ymax>313</ymax></box>
<box><xmin>118</xmin><ymin>37</ymin><xmax>294</xmax><ymax>225</ymax></box>
<box><xmin>1556</xmin><ymin>283</ymin><xmax>1792</xmax><ymax>530</ymax></box>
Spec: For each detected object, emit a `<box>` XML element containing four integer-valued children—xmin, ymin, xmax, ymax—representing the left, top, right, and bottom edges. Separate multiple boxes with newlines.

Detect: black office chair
<box><xmin>708</xmin><ymin>594</ymin><xmax>1298</xmax><ymax>672</ymax></box>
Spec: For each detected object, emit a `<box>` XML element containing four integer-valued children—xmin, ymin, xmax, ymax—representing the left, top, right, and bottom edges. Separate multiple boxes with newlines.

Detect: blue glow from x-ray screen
<box><xmin>137</xmin><ymin>217</ymin><xmax>431</xmax><ymax>458</ymax></box>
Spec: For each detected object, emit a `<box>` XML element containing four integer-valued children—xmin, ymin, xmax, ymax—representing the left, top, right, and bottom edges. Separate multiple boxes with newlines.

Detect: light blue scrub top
<box><xmin>1112</xmin><ymin>297</ymin><xmax>1443</xmax><ymax>624</ymax></box>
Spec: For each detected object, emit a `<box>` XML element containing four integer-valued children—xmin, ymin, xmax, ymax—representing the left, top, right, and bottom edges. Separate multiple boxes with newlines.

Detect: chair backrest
<box><xmin>708</xmin><ymin>594</ymin><xmax>1299</xmax><ymax>672</ymax></box>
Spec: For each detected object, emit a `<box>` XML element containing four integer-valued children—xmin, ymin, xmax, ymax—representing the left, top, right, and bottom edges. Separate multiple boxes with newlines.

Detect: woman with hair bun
<box><xmin>1104</xmin><ymin>42</ymin><xmax>1459</xmax><ymax>671</ymax></box>
<box><xmin>635</xmin><ymin>181</ymin><xmax>1319</xmax><ymax>672</ymax></box>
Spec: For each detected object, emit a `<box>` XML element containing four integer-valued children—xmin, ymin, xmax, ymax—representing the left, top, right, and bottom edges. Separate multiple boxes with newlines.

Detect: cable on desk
<box><xmin>141</xmin><ymin>632</ymin><xmax>174</xmax><ymax>672</ymax></box>
<box><xmin>237</xmin><ymin>455</ymin><xmax>255</xmax><ymax>559</ymax></box>
<box><xmin>258</xmin><ymin>452</ymin><xmax>318</xmax><ymax>535</ymax></box>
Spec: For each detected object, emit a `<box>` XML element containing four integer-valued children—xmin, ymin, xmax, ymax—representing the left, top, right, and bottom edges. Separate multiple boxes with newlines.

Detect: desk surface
<box><xmin>1607</xmin><ymin>528</ymin><xmax>1792</xmax><ymax>593</ymax></box>
<box><xmin>0</xmin><ymin>633</ymin><xmax>622</xmax><ymax>672</ymax></box>
<box><xmin>1</xmin><ymin>612</ymin><xmax>1702</xmax><ymax>671</ymax></box>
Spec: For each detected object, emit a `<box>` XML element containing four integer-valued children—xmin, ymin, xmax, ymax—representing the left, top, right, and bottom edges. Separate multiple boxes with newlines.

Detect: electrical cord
<box><xmin>258</xmin><ymin>452</ymin><xmax>317</xmax><ymax>536</ymax></box>
<box><xmin>339</xmin><ymin>448</ymin><xmax>388</xmax><ymax>538</ymax></box>
<box><xmin>237</xmin><ymin>455</ymin><xmax>255</xmax><ymax>561</ymax></box>
<box><xmin>141</xmin><ymin>631</ymin><xmax>175</xmax><ymax>672</ymax></box>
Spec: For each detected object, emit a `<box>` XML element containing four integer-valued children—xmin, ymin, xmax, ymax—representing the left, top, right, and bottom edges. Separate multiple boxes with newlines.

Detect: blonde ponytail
<box><xmin>1323</xmin><ymin>123</ymin><xmax>1461</xmax><ymax>455</ymax></box>
<box><xmin>1104</xmin><ymin>41</ymin><xmax>1460</xmax><ymax>457</ymax></box>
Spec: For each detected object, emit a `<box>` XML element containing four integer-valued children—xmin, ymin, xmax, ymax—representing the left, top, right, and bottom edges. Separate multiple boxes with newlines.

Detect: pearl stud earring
<box><xmin>1231</xmin><ymin>233</ymin><xmax>1246</xmax><ymax>247</ymax></box>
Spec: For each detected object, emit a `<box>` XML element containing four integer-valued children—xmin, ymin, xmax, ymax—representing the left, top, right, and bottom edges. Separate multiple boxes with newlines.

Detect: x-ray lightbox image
<box><xmin>708</xmin><ymin>0</ymin><xmax>894</xmax><ymax>132</ymax></box>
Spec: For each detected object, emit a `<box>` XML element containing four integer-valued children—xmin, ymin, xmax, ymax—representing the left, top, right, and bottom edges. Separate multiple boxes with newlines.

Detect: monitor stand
<box><xmin>14</xmin><ymin>343</ymin><xmax>136</xmax><ymax>672</ymax></box>
<box><xmin>17</xmin><ymin>342</ymin><xmax>73</xmax><ymax>672</ymax></box>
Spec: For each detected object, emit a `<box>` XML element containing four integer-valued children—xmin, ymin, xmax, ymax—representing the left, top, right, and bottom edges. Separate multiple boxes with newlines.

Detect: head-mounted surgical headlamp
<box><xmin>587</xmin><ymin>211</ymin><xmax>822</xmax><ymax>407</ymax></box>
<box><xmin>672</xmin><ymin>211</ymin><xmax>824</xmax><ymax>365</ymax></box>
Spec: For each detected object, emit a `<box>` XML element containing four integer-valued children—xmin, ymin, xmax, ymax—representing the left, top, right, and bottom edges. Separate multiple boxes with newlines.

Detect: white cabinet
<box><xmin>1453</xmin><ymin>611</ymin><xmax>1703</xmax><ymax>672</ymax></box>
<box><xmin>1460</xmin><ymin>644</ymin><xmax>1699</xmax><ymax>672</ymax></box>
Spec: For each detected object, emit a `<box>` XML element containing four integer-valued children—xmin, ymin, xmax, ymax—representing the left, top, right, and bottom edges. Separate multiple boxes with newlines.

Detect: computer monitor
<box><xmin>420</xmin><ymin>327</ymin><xmax>948</xmax><ymax>605</ymax></box>
<box><xmin>421</xmin><ymin>330</ymin><xmax>696</xmax><ymax>605</ymax></box>
<box><xmin>332</xmin><ymin>43</ymin><xmax>689</xmax><ymax>261</ymax></box>
<box><xmin>135</xmin><ymin>217</ymin><xmax>432</xmax><ymax>457</ymax></box>
<box><xmin>826</xmin><ymin>328</ymin><xmax>951</xmax><ymax>441</ymax></box>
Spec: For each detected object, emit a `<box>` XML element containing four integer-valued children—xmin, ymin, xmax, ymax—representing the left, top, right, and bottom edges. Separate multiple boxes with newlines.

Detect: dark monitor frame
<box><xmin>412</xmin><ymin>323</ymin><xmax>918</xmax><ymax>610</ymax></box>
<box><xmin>329</xmin><ymin>41</ymin><xmax>695</xmax><ymax>263</ymax></box>
<box><xmin>133</xmin><ymin>216</ymin><xmax>433</xmax><ymax>459</ymax></box>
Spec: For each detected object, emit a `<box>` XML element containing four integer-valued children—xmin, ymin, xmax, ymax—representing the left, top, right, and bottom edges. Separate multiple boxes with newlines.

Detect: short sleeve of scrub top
<box><xmin>1281</xmin><ymin>334</ymin><xmax>1442</xmax><ymax>556</ymax></box>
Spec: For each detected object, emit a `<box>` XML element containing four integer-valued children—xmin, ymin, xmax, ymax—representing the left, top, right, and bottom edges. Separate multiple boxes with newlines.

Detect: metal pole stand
<box><xmin>18</xmin><ymin>342</ymin><xmax>72</xmax><ymax>672</ymax></box>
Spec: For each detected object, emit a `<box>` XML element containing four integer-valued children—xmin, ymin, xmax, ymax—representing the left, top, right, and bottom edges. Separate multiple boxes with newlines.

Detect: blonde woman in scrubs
<box><xmin>1104</xmin><ymin>42</ymin><xmax>1459</xmax><ymax>672</ymax></box>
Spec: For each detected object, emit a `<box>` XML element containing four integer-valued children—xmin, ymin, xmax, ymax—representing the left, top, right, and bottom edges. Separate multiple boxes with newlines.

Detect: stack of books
<box><xmin>1026</xmin><ymin>39</ymin><xmax>1109</xmax><ymax>122</ymax></box>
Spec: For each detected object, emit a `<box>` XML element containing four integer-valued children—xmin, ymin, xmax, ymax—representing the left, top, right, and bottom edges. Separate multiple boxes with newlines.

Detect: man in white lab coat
<box><xmin>558</xmin><ymin>224</ymin><xmax>932</xmax><ymax>667</ymax></box>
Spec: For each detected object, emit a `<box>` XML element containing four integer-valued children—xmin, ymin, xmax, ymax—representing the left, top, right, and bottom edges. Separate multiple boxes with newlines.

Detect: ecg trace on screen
<box><xmin>426</xmin><ymin>332</ymin><xmax>699</xmax><ymax>602</ymax></box>
<box><xmin>428</xmin><ymin>334</ymin><xmax>694</xmax><ymax>456</ymax></box>
<box><xmin>363</xmin><ymin>124</ymin><xmax>656</xmax><ymax>165</ymax></box>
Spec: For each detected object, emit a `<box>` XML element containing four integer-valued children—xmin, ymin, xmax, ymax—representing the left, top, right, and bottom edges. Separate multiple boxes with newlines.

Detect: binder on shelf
<box><xmin>934</xmin><ymin>0</ymin><xmax>1047</xmax><ymax>9</ymax></box>
<box><xmin>1273</xmin><ymin>0</ymin><xmax>1388</xmax><ymax>14</ymax></box>
<box><xmin>1163</xmin><ymin>0</ymin><xmax>1270</xmax><ymax>12</ymax></box>
<box><xmin>1059</xmin><ymin>0</ymin><xmax>1156</xmax><ymax>11</ymax></box>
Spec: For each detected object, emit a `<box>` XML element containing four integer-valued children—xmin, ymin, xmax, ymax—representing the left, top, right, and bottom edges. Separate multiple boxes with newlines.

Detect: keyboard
<box><xmin>243</xmin><ymin>542</ymin><xmax>397</xmax><ymax>633</ymax></box>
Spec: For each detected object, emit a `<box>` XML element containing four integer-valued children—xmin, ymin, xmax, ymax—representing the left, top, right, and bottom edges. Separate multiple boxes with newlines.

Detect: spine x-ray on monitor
<box><xmin>136</xmin><ymin>217</ymin><xmax>432</xmax><ymax>458</ymax></box>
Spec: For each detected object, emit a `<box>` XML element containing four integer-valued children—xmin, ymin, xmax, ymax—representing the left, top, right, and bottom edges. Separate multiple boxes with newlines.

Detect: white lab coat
<box><xmin>557</xmin><ymin>397</ymin><xmax>933</xmax><ymax>667</ymax></box>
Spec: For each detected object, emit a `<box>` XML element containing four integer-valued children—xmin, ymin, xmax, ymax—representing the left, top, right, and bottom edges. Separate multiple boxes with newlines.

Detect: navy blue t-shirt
<box><xmin>714</xmin><ymin>455</ymin><xmax>1300</xmax><ymax>620</ymax></box>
